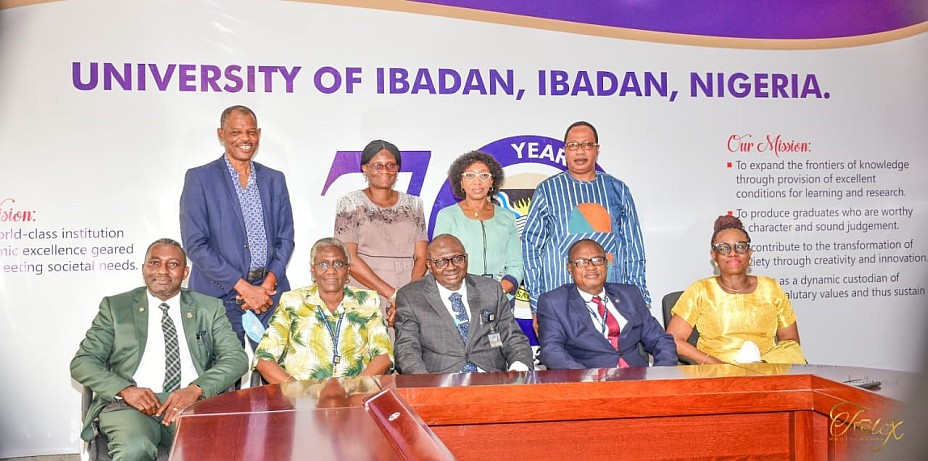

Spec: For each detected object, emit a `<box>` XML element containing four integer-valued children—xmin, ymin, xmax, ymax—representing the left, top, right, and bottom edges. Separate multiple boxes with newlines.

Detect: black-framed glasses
<box><xmin>569</xmin><ymin>256</ymin><xmax>607</xmax><ymax>268</ymax></box>
<box><xmin>712</xmin><ymin>242</ymin><xmax>751</xmax><ymax>255</ymax></box>
<box><xmin>564</xmin><ymin>141</ymin><xmax>599</xmax><ymax>151</ymax></box>
<box><xmin>431</xmin><ymin>254</ymin><xmax>467</xmax><ymax>269</ymax></box>
<box><xmin>461</xmin><ymin>172</ymin><xmax>493</xmax><ymax>182</ymax></box>
<box><xmin>368</xmin><ymin>162</ymin><xmax>399</xmax><ymax>172</ymax></box>
<box><xmin>314</xmin><ymin>260</ymin><xmax>348</xmax><ymax>271</ymax></box>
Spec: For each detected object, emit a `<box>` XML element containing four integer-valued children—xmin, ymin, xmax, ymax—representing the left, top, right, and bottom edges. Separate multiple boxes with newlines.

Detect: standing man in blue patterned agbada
<box><xmin>180</xmin><ymin>105</ymin><xmax>295</xmax><ymax>347</ymax></box>
<box><xmin>522</xmin><ymin>121</ymin><xmax>650</xmax><ymax>333</ymax></box>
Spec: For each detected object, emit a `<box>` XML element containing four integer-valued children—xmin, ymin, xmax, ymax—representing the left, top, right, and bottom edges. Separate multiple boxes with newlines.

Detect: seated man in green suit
<box><xmin>71</xmin><ymin>238</ymin><xmax>247</xmax><ymax>461</ymax></box>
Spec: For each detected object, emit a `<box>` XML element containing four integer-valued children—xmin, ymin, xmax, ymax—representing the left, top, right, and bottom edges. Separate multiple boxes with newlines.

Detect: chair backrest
<box><xmin>250</xmin><ymin>370</ymin><xmax>268</xmax><ymax>387</ymax></box>
<box><xmin>661</xmin><ymin>291</ymin><xmax>699</xmax><ymax>348</ymax></box>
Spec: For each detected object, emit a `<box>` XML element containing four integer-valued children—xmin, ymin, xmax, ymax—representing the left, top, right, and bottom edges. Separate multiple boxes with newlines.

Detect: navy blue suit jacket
<box><xmin>537</xmin><ymin>283</ymin><xmax>677</xmax><ymax>369</ymax></box>
<box><xmin>179</xmin><ymin>156</ymin><xmax>295</xmax><ymax>308</ymax></box>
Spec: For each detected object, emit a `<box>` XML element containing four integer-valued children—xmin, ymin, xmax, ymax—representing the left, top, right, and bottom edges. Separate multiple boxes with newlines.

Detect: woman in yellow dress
<box><xmin>666</xmin><ymin>215</ymin><xmax>806</xmax><ymax>365</ymax></box>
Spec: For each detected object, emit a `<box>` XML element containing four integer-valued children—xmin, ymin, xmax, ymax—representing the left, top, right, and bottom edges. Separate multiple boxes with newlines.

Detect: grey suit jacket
<box><xmin>394</xmin><ymin>274</ymin><xmax>533</xmax><ymax>374</ymax></box>
<box><xmin>70</xmin><ymin>287</ymin><xmax>247</xmax><ymax>441</ymax></box>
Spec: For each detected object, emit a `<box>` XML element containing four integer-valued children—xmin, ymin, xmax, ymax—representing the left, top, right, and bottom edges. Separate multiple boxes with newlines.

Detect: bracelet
<box><xmin>701</xmin><ymin>353</ymin><xmax>710</xmax><ymax>365</ymax></box>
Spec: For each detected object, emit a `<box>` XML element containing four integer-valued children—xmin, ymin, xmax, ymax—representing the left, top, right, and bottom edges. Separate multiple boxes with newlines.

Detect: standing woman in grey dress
<box><xmin>334</xmin><ymin>140</ymin><xmax>428</xmax><ymax>325</ymax></box>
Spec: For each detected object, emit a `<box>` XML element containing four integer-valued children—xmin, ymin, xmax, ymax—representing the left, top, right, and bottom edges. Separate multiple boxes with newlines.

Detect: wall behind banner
<box><xmin>1</xmin><ymin>0</ymin><xmax>927</xmax><ymax>457</ymax></box>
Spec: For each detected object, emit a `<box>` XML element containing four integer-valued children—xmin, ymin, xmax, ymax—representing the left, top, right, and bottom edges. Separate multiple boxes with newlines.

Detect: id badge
<box><xmin>488</xmin><ymin>332</ymin><xmax>503</xmax><ymax>348</ymax></box>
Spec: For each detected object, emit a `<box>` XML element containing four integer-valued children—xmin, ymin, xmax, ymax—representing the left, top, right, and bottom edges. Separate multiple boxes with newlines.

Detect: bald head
<box><xmin>427</xmin><ymin>234</ymin><xmax>468</xmax><ymax>290</ymax></box>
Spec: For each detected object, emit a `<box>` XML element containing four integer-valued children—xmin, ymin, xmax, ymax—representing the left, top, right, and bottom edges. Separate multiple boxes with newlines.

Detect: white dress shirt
<box><xmin>577</xmin><ymin>287</ymin><xmax>628</xmax><ymax>339</ymax></box>
<box><xmin>134</xmin><ymin>292</ymin><xmax>199</xmax><ymax>393</ymax></box>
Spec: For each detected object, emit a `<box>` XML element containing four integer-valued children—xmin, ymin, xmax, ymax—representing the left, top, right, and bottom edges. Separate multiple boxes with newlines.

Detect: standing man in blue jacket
<box><xmin>180</xmin><ymin>105</ymin><xmax>295</xmax><ymax>346</ymax></box>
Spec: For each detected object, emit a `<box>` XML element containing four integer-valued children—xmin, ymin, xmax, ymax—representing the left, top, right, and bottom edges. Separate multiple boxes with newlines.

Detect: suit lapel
<box><xmin>213</xmin><ymin>156</ymin><xmax>247</xmax><ymax>236</ymax></box>
<box><xmin>422</xmin><ymin>275</ymin><xmax>462</xmax><ymax>342</ymax></box>
<box><xmin>605</xmin><ymin>284</ymin><xmax>637</xmax><ymax>332</ymax></box>
<box><xmin>131</xmin><ymin>290</ymin><xmax>150</xmax><ymax>379</ymax></box>
<box><xmin>463</xmin><ymin>276</ymin><xmax>484</xmax><ymax>351</ymax></box>
<box><xmin>180</xmin><ymin>290</ymin><xmax>206</xmax><ymax>376</ymax></box>
<box><xmin>255</xmin><ymin>162</ymin><xmax>275</xmax><ymax>250</ymax></box>
<box><xmin>568</xmin><ymin>286</ymin><xmax>613</xmax><ymax>349</ymax></box>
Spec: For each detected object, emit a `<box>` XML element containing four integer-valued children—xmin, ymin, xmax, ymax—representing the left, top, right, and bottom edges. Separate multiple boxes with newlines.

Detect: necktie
<box><xmin>159</xmin><ymin>303</ymin><xmax>181</xmax><ymax>392</ymax></box>
<box><xmin>593</xmin><ymin>296</ymin><xmax>621</xmax><ymax>351</ymax></box>
<box><xmin>449</xmin><ymin>292</ymin><xmax>478</xmax><ymax>373</ymax></box>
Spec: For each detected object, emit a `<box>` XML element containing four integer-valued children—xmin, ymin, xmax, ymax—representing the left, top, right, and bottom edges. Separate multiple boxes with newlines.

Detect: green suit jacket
<box><xmin>70</xmin><ymin>287</ymin><xmax>247</xmax><ymax>441</ymax></box>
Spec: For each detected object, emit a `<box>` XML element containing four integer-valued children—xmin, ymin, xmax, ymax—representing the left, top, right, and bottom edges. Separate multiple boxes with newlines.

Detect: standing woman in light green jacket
<box><xmin>434</xmin><ymin>151</ymin><xmax>523</xmax><ymax>299</ymax></box>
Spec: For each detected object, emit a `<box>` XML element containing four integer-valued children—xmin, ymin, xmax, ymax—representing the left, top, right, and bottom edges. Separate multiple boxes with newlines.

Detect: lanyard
<box><xmin>317</xmin><ymin>306</ymin><xmax>346</xmax><ymax>365</ymax></box>
<box><xmin>585</xmin><ymin>300</ymin><xmax>610</xmax><ymax>337</ymax></box>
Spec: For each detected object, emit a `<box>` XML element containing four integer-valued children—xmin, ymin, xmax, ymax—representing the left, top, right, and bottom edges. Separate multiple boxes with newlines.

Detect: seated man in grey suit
<box><xmin>538</xmin><ymin>239</ymin><xmax>677</xmax><ymax>369</ymax></box>
<box><xmin>71</xmin><ymin>238</ymin><xmax>247</xmax><ymax>461</ymax></box>
<box><xmin>394</xmin><ymin>234</ymin><xmax>533</xmax><ymax>374</ymax></box>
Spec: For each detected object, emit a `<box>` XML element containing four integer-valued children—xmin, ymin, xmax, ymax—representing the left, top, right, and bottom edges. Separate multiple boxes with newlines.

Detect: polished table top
<box><xmin>186</xmin><ymin>364</ymin><xmax>916</xmax><ymax>416</ymax></box>
<box><xmin>172</xmin><ymin>364</ymin><xmax>918</xmax><ymax>460</ymax></box>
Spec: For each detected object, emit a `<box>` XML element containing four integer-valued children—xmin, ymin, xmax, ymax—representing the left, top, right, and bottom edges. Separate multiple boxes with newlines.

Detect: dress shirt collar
<box><xmin>435</xmin><ymin>279</ymin><xmax>468</xmax><ymax>304</ymax></box>
<box><xmin>576</xmin><ymin>285</ymin><xmax>627</xmax><ymax>330</ymax></box>
<box><xmin>576</xmin><ymin>286</ymin><xmax>606</xmax><ymax>304</ymax></box>
<box><xmin>147</xmin><ymin>291</ymin><xmax>181</xmax><ymax>312</ymax></box>
<box><xmin>435</xmin><ymin>279</ymin><xmax>469</xmax><ymax>320</ymax></box>
<box><xmin>223</xmin><ymin>155</ymin><xmax>256</xmax><ymax>187</ymax></box>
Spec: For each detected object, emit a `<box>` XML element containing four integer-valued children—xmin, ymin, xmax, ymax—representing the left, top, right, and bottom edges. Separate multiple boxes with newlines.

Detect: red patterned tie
<box><xmin>593</xmin><ymin>296</ymin><xmax>627</xmax><ymax>367</ymax></box>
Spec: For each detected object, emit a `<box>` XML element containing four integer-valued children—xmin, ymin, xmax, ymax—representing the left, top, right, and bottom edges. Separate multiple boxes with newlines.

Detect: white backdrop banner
<box><xmin>1</xmin><ymin>0</ymin><xmax>927</xmax><ymax>456</ymax></box>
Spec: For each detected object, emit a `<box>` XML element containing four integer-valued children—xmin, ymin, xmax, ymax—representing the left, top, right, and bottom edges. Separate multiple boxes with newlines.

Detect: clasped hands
<box><xmin>234</xmin><ymin>277</ymin><xmax>277</xmax><ymax>313</ymax></box>
<box><xmin>118</xmin><ymin>384</ymin><xmax>203</xmax><ymax>426</ymax></box>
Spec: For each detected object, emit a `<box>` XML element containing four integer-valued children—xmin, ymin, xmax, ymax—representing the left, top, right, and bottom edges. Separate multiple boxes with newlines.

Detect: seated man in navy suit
<box><xmin>537</xmin><ymin>239</ymin><xmax>677</xmax><ymax>369</ymax></box>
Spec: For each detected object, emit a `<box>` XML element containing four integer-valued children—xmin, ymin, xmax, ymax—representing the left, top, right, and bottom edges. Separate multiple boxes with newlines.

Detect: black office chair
<box><xmin>250</xmin><ymin>369</ymin><xmax>268</xmax><ymax>387</ymax></box>
<box><xmin>80</xmin><ymin>386</ymin><xmax>171</xmax><ymax>461</ymax></box>
<box><xmin>661</xmin><ymin>291</ymin><xmax>700</xmax><ymax>365</ymax></box>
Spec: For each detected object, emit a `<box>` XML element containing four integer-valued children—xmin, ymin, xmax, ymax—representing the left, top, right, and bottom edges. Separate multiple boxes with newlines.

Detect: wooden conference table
<box><xmin>170</xmin><ymin>364</ymin><xmax>914</xmax><ymax>460</ymax></box>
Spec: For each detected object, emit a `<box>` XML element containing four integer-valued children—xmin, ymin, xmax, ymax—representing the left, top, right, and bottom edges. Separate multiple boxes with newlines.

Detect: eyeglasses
<box><xmin>712</xmin><ymin>242</ymin><xmax>751</xmax><ymax>255</ymax></box>
<box><xmin>430</xmin><ymin>254</ymin><xmax>467</xmax><ymax>269</ymax></box>
<box><xmin>314</xmin><ymin>260</ymin><xmax>348</xmax><ymax>271</ymax></box>
<box><xmin>368</xmin><ymin>162</ymin><xmax>399</xmax><ymax>172</ymax></box>
<box><xmin>569</xmin><ymin>256</ymin><xmax>607</xmax><ymax>268</ymax></box>
<box><xmin>564</xmin><ymin>141</ymin><xmax>599</xmax><ymax>151</ymax></box>
<box><xmin>461</xmin><ymin>172</ymin><xmax>493</xmax><ymax>182</ymax></box>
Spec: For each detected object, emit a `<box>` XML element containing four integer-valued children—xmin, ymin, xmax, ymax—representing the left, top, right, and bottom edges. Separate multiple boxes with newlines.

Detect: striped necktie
<box><xmin>159</xmin><ymin>303</ymin><xmax>181</xmax><ymax>392</ymax></box>
<box><xmin>592</xmin><ymin>296</ymin><xmax>628</xmax><ymax>368</ymax></box>
<box><xmin>592</xmin><ymin>296</ymin><xmax>620</xmax><ymax>350</ymax></box>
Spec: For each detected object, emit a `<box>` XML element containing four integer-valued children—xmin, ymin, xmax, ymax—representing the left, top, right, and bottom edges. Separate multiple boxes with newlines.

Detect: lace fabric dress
<box><xmin>334</xmin><ymin>190</ymin><xmax>427</xmax><ymax>311</ymax></box>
